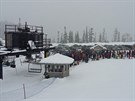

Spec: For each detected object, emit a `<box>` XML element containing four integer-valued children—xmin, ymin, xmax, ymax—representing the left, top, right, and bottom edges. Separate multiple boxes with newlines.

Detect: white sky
<box><xmin>0</xmin><ymin>0</ymin><xmax>135</xmax><ymax>41</ymax></box>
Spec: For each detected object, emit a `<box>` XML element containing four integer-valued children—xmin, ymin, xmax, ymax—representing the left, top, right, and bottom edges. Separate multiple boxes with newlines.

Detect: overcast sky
<box><xmin>0</xmin><ymin>0</ymin><xmax>135</xmax><ymax>41</ymax></box>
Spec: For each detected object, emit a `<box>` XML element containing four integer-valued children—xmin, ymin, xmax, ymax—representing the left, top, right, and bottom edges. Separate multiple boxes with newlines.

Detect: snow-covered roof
<box><xmin>39</xmin><ymin>53</ymin><xmax>74</xmax><ymax>64</ymax></box>
<box><xmin>90</xmin><ymin>44</ymin><xmax>107</xmax><ymax>50</ymax></box>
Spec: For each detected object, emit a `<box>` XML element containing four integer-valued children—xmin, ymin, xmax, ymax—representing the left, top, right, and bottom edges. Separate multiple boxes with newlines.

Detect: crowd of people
<box><xmin>64</xmin><ymin>49</ymin><xmax>135</xmax><ymax>65</ymax></box>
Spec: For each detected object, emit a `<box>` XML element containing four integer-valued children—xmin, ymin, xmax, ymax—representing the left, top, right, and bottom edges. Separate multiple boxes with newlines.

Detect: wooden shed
<box><xmin>39</xmin><ymin>53</ymin><xmax>74</xmax><ymax>78</ymax></box>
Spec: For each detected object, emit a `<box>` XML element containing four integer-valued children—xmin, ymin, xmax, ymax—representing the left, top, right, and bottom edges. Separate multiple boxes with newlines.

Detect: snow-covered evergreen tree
<box><xmin>85</xmin><ymin>27</ymin><xmax>88</xmax><ymax>43</ymax></box>
<box><xmin>75</xmin><ymin>31</ymin><xmax>80</xmax><ymax>43</ymax></box>
<box><xmin>69</xmin><ymin>31</ymin><xmax>74</xmax><ymax>43</ymax></box>
<box><xmin>113</xmin><ymin>28</ymin><xmax>120</xmax><ymax>42</ymax></box>
<box><xmin>60</xmin><ymin>33</ymin><xmax>63</xmax><ymax>43</ymax></box>
<box><xmin>122</xmin><ymin>33</ymin><xmax>132</xmax><ymax>42</ymax></box>
<box><xmin>82</xmin><ymin>30</ymin><xmax>86</xmax><ymax>43</ymax></box>
<box><xmin>63</xmin><ymin>26</ymin><xmax>68</xmax><ymax>43</ymax></box>
<box><xmin>99</xmin><ymin>33</ymin><xmax>102</xmax><ymax>42</ymax></box>
<box><xmin>89</xmin><ymin>28</ymin><xmax>94</xmax><ymax>42</ymax></box>
<box><xmin>57</xmin><ymin>31</ymin><xmax>60</xmax><ymax>43</ymax></box>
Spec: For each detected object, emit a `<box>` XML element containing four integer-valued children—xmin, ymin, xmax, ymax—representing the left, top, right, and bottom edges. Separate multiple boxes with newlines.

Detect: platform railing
<box><xmin>5</xmin><ymin>25</ymin><xmax>43</xmax><ymax>33</ymax></box>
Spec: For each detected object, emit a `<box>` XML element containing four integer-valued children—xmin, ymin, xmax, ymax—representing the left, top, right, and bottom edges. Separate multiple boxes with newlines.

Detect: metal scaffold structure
<box><xmin>0</xmin><ymin>22</ymin><xmax>55</xmax><ymax>79</ymax></box>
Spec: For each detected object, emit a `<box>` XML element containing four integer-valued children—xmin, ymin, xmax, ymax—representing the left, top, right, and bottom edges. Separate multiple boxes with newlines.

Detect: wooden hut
<box><xmin>39</xmin><ymin>53</ymin><xmax>74</xmax><ymax>78</ymax></box>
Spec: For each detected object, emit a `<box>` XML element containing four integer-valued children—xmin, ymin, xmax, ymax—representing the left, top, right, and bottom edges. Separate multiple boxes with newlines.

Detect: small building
<box><xmin>39</xmin><ymin>53</ymin><xmax>74</xmax><ymax>78</ymax></box>
<box><xmin>90</xmin><ymin>44</ymin><xmax>107</xmax><ymax>51</ymax></box>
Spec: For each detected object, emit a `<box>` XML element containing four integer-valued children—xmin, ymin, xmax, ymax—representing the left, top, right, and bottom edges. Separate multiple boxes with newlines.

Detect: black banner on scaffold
<box><xmin>0</xmin><ymin>58</ymin><xmax>3</xmax><ymax>79</ymax></box>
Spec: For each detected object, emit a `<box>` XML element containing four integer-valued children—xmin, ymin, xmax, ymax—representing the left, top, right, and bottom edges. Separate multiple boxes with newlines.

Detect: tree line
<box><xmin>54</xmin><ymin>26</ymin><xmax>133</xmax><ymax>43</ymax></box>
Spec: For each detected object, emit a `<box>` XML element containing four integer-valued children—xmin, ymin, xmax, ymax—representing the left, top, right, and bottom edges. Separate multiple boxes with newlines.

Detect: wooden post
<box><xmin>0</xmin><ymin>57</ymin><xmax>3</xmax><ymax>79</ymax></box>
<box><xmin>45</xmin><ymin>65</ymin><xmax>47</xmax><ymax>73</ymax></box>
<box><xmin>23</xmin><ymin>84</ymin><xmax>26</xmax><ymax>99</ymax></box>
<box><xmin>44</xmin><ymin>51</ymin><xmax>46</xmax><ymax>58</ymax></box>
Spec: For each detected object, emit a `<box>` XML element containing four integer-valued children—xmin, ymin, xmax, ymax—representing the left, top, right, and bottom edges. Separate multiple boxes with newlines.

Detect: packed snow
<box><xmin>39</xmin><ymin>53</ymin><xmax>74</xmax><ymax>64</ymax></box>
<box><xmin>0</xmin><ymin>56</ymin><xmax>134</xmax><ymax>101</ymax></box>
<box><xmin>24</xmin><ymin>59</ymin><xmax>135</xmax><ymax>101</ymax></box>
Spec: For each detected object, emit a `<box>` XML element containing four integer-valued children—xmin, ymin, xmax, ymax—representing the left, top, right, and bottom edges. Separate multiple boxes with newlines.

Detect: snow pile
<box><xmin>39</xmin><ymin>53</ymin><xmax>74</xmax><ymax>64</ymax></box>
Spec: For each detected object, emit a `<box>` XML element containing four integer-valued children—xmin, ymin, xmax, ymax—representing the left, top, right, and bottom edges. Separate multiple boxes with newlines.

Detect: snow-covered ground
<box><xmin>52</xmin><ymin>42</ymin><xmax>135</xmax><ymax>47</ymax></box>
<box><xmin>0</xmin><ymin>56</ymin><xmax>135</xmax><ymax>101</ymax></box>
<box><xmin>0</xmin><ymin>56</ymin><xmax>56</xmax><ymax>101</ymax></box>
<box><xmin>25</xmin><ymin>58</ymin><xmax>135</xmax><ymax>101</ymax></box>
